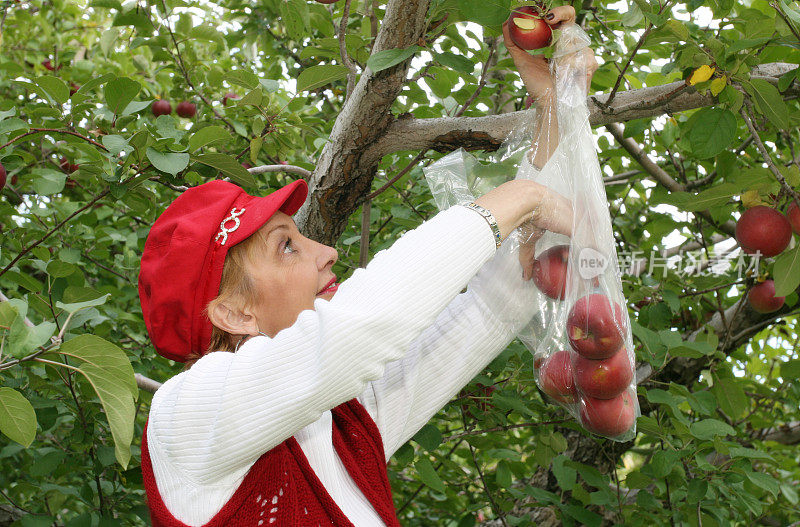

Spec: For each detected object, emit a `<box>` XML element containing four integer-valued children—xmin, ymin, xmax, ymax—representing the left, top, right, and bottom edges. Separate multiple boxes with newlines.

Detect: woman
<box><xmin>139</xmin><ymin>7</ymin><xmax>595</xmax><ymax>526</ymax></box>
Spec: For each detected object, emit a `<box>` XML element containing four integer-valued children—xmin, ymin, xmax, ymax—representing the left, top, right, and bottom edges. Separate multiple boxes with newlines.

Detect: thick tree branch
<box><xmin>365</xmin><ymin>63</ymin><xmax>796</xmax><ymax>162</ymax></box>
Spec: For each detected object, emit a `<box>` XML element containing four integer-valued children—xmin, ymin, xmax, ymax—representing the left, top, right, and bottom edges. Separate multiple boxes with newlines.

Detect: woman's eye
<box><xmin>282</xmin><ymin>238</ymin><xmax>295</xmax><ymax>254</ymax></box>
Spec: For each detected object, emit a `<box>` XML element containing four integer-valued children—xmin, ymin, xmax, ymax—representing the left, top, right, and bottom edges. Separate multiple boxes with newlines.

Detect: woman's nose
<box><xmin>318</xmin><ymin>243</ymin><xmax>338</xmax><ymax>269</ymax></box>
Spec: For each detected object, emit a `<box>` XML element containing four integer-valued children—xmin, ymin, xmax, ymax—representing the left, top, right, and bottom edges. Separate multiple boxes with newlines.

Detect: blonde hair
<box><xmin>184</xmin><ymin>224</ymin><xmax>271</xmax><ymax>368</ymax></box>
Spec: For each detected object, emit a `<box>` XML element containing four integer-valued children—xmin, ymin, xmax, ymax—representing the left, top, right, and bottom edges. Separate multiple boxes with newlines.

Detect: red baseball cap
<box><xmin>138</xmin><ymin>179</ymin><xmax>308</xmax><ymax>362</ymax></box>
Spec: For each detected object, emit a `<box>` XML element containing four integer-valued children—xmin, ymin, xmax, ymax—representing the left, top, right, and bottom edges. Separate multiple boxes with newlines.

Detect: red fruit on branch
<box><xmin>176</xmin><ymin>101</ymin><xmax>197</xmax><ymax>118</ymax></box>
<box><xmin>567</xmin><ymin>294</ymin><xmax>626</xmax><ymax>359</ymax></box>
<box><xmin>69</xmin><ymin>83</ymin><xmax>80</xmax><ymax>96</ymax></box>
<box><xmin>222</xmin><ymin>93</ymin><xmax>240</xmax><ymax>106</ymax></box>
<box><xmin>574</xmin><ymin>349</ymin><xmax>633</xmax><ymax>399</ymax></box>
<box><xmin>42</xmin><ymin>59</ymin><xmax>62</xmax><ymax>71</ymax></box>
<box><xmin>579</xmin><ymin>388</ymin><xmax>636</xmax><ymax>437</ymax></box>
<box><xmin>532</xmin><ymin>244</ymin><xmax>570</xmax><ymax>300</ymax></box>
<box><xmin>539</xmin><ymin>350</ymin><xmax>577</xmax><ymax>404</ymax></box>
<box><xmin>735</xmin><ymin>205</ymin><xmax>792</xmax><ymax>257</ymax></box>
<box><xmin>507</xmin><ymin>6</ymin><xmax>552</xmax><ymax>50</ymax></box>
<box><xmin>59</xmin><ymin>157</ymin><xmax>79</xmax><ymax>174</ymax></box>
<box><xmin>748</xmin><ymin>280</ymin><xmax>785</xmax><ymax>313</ymax></box>
<box><xmin>152</xmin><ymin>99</ymin><xmax>172</xmax><ymax>117</ymax></box>
<box><xmin>787</xmin><ymin>200</ymin><xmax>800</xmax><ymax>235</ymax></box>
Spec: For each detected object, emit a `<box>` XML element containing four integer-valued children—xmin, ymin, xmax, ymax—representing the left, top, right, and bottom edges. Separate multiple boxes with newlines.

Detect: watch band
<box><xmin>462</xmin><ymin>202</ymin><xmax>502</xmax><ymax>249</ymax></box>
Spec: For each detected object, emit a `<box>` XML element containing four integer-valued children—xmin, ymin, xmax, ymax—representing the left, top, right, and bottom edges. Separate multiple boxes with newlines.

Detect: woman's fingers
<box><xmin>545</xmin><ymin>6</ymin><xmax>576</xmax><ymax>29</ymax></box>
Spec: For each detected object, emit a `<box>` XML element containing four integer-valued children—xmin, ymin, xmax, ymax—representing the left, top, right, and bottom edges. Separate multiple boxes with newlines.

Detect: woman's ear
<box><xmin>207</xmin><ymin>300</ymin><xmax>259</xmax><ymax>336</ymax></box>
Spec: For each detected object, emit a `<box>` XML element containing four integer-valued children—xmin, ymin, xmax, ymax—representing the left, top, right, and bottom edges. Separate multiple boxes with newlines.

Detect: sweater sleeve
<box><xmin>146</xmin><ymin>205</ymin><xmax>497</xmax><ymax>487</ymax></box>
<box><xmin>358</xmin><ymin>236</ymin><xmax>544</xmax><ymax>459</ymax></box>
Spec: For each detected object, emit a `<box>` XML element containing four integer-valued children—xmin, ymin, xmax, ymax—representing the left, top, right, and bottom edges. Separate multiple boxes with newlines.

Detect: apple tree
<box><xmin>0</xmin><ymin>0</ymin><xmax>799</xmax><ymax>525</ymax></box>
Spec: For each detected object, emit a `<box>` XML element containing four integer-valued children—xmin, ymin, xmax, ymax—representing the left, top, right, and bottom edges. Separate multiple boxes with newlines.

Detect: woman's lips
<box><xmin>317</xmin><ymin>283</ymin><xmax>339</xmax><ymax>296</ymax></box>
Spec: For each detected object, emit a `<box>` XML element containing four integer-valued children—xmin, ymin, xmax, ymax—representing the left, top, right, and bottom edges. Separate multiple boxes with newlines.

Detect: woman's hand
<box><xmin>502</xmin><ymin>6</ymin><xmax>577</xmax><ymax>103</ymax></box>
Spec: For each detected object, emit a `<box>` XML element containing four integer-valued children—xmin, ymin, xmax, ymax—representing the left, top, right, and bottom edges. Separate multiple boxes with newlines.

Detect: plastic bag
<box><xmin>423</xmin><ymin>24</ymin><xmax>638</xmax><ymax>442</ymax></box>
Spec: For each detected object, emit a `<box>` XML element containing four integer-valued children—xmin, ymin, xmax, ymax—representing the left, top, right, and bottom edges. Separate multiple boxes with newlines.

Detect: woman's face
<box><xmin>245</xmin><ymin>211</ymin><xmax>339</xmax><ymax>337</ymax></box>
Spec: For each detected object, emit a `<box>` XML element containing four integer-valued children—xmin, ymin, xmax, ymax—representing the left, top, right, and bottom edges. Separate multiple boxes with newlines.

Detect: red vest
<box><xmin>141</xmin><ymin>400</ymin><xmax>401</xmax><ymax>526</ymax></box>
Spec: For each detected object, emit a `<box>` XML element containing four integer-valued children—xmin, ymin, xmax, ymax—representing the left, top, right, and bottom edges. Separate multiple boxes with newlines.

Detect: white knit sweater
<box><xmin>146</xmin><ymin>204</ymin><xmax>543</xmax><ymax>526</ymax></box>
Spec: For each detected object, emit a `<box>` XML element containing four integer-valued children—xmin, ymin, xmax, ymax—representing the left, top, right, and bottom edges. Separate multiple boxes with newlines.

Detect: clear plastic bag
<box><xmin>423</xmin><ymin>24</ymin><xmax>638</xmax><ymax>441</ymax></box>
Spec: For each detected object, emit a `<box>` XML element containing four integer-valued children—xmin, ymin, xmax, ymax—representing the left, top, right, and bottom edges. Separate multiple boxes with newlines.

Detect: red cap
<box><xmin>138</xmin><ymin>179</ymin><xmax>308</xmax><ymax>362</ymax></box>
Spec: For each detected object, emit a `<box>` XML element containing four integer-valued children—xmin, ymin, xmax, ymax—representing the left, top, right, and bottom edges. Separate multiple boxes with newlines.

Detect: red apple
<box><xmin>567</xmin><ymin>294</ymin><xmax>626</xmax><ymax>359</ymax></box>
<box><xmin>574</xmin><ymin>348</ymin><xmax>633</xmax><ymax>399</ymax></box>
<box><xmin>507</xmin><ymin>6</ymin><xmax>552</xmax><ymax>51</ymax></box>
<box><xmin>735</xmin><ymin>205</ymin><xmax>792</xmax><ymax>257</ymax></box>
<box><xmin>579</xmin><ymin>388</ymin><xmax>636</xmax><ymax>437</ymax></box>
<box><xmin>787</xmin><ymin>200</ymin><xmax>800</xmax><ymax>235</ymax></box>
<box><xmin>176</xmin><ymin>101</ymin><xmax>196</xmax><ymax>118</ymax></box>
<box><xmin>222</xmin><ymin>92</ymin><xmax>240</xmax><ymax>106</ymax></box>
<box><xmin>748</xmin><ymin>280</ymin><xmax>785</xmax><ymax>313</ymax></box>
<box><xmin>0</xmin><ymin>163</ymin><xmax>6</xmax><ymax>190</ymax></box>
<box><xmin>152</xmin><ymin>99</ymin><xmax>172</xmax><ymax>117</ymax></box>
<box><xmin>539</xmin><ymin>350</ymin><xmax>577</xmax><ymax>404</ymax></box>
<box><xmin>532</xmin><ymin>244</ymin><xmax>570</xmax><ymax>300</ymax></box>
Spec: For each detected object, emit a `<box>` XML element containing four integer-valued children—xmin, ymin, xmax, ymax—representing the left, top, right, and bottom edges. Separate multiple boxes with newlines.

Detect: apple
<box><xmin>152</xmin><ymin>99</ymin><xmax>172</xmax><ymax>117</ymax></box>
<box><xmin>735</xmin><ymin>205</ymin><xmax>792</xmax><ymax>257</ymax></box>
<box><xmin>787</xmin><ymin>200</ymin><xmax>800</xmax><ymax>235</ymax></box>
<box><xmin>222</xmin><ymin>92</ymin><xmax>240</xmax><ymax>106</ymax></box>
<box><xmin>567</xmin><ymin>294</ymin><xmax>626</xmax><ymax>359</ymax></box>
<box><xmin>574</xmin><ymin>348</ymin><xmax>633</xmax><ymax>399</ymax></box>
<box><xmin>532</xmin><ymin>244</ymin><xmax>570</xmax><ymax>300</ymax></box>
<box><xmin>507</xmin><ymin>6</ymin><xmax>552</xmax><ymax>51</ymax></box>
<box><xmin>539</xmin><ymin>350</ymin><xmax>577</xmax><ymax>404</ymax></box>
<box><xmin>176</xmin><ymin>101</ymin><xmax>196</xmax><ymax>118</ymax></box>
<box><xmin>0</xmin><ymin>162</ymin><xmax>6</xmax><ymax>190</ymax></box>
<box><xmin>59</xmin><ymin>157</ymin><xmax>79</xmax><ymax>173</ymax></box>
<box><xmin>748</xmin><ymin>280</ymin><xmax>785</xmax><ymax>313</ymax></box>
<box><xmin>579</xmin><ymin>388</ymin><xmax>636</xmax><ymax>437</ymax></box>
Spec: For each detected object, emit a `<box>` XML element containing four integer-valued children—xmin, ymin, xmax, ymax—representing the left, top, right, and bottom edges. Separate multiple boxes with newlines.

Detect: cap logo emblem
<box><xmin>215</xmin><ymin>207</ymin><xmax>246</xmax><ymax>246</ymax></box>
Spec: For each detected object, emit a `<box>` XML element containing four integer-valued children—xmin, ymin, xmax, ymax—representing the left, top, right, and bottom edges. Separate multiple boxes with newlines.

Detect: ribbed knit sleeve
<box><xmin>359</xmin><ymin>234</ymin><xmax>544</xmax><ymax>459</ymax></box>
<box><xmin>146</xmin><ymin>205</ymin><xmax>497</xmax><ymax>490</ymax></box>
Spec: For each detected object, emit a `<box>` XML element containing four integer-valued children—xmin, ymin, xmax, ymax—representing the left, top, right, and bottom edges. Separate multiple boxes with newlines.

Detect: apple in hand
<box><xmin>539</xmin><ymin>350</ymin><xmax>577</xmax><ymax>403</ymax></box>
<box><xmin>735</xmin><ymin>205</ymin><xmax>792</xmax><ymax>257</ymax></box>
<box><xmin>176</xmin><ymin>101</ymin><xmax>197</xmax><ymax>118</ymax></box>
<box><xmin>532</xmin><ymin>244</ymin><xmax>570</xmax><ymax>300</ymax></box>
<box><xmin>152</xmin><ymin>99</ymin><xmax>172</xmax><ymax>117</ymax></box>
<box><xmin>574</xmin><ymin>349</ymin><xmax>633</xmax><ymax>399</ymax></box>
<box><xmin>748</xmin><ymin>280</ymin><xmax>785</xmax><ymax>313</ymax></box>
<box><xmin>579</xmin><ymin>388</ymin><xmax>636</xmax><ymax>437</ymax></box>
<box><xmin>567</xmin><ymin>294</ymin><xmax>626</xmax><ymax>359</ymax></box>
<box><xmin>787</xmin><ymin>200</ymin><xmax>800</xmax><ymax>235</ymax></box>
<box><xmin>507</xmin><ymin>6</ymin><xmax>552</xmax><ymax>51</ymax></box>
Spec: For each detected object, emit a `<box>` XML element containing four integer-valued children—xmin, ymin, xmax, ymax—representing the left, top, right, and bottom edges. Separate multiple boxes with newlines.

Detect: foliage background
<box><xmin>0</xmin><ymin>0</ymin><xmax>799</xmax><ymax>525</ymax></box>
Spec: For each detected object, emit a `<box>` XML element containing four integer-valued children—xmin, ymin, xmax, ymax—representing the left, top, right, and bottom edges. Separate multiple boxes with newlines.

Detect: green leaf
<box><xmin>367</xmin><ymin>47</ymin><xmax>423</xmax><ymax>73</ymax></box>
<box><xmin>35</xmin><ymin>75</ymin><xmax>69</xmax><ymax>105</ymax></box>
<box><xmin>188</xmin><ymin>25</ymin><xmax>225</xmax><ymax>47</ymax></box>
<box><xmin>712</xmin><ymin>377</ymin><xmax>748</xmax><ymax>419</ymax></box>
<box><xmin>686</xmin><ymin>479</ymin><xmax>708</xmax><ymax>503</ymax></box>
<box><xmin>643</xmin><ymin>449</ymin><xmax>679</xmax><ymax>478</ymax></box>
<box><xmin>56</xmin><ymin>294</ymin><xmax>110</xmax><ymax>314</ymax></box>
<box><xmin>435</xmin><ymin>52</ymin><xmax>475</xmax><ymax>74</ymax></box>
<box><xmin>0</xmin><ymin>388</ymin><xmax>37</xmax><ymax>447</ymax></box>
<box><xmin>225</xmin><ymin>70</ymin><xmax>259</xmax><ymax>90</ymax></box>
<box><xmin>238</xmin><ymin>88</ymin><xmax>263</xmax><ymax>107</ymax></box>
<box><xmin>778</xmin><ymin>66</ymin><xmax>798</xmax><ymax>92</ymax></box>
<box><xmin>99</xmin><ymin>27</ymin><xmax>119</xmax><ymax>56</ymax></box>
<box><xmin>104</xmin><ymin>77</ymin><xmax>141</xmax><ymax>115</ymax></box>
<box><xmin>120</xmin><ymin>99</ymin><xmax>153</xmax><ymax>116</ymax></box>
<box><xmin>552</xmin><ymin>454</ymin><xmax>577</xmax><ymax>490</ymax></box>
<box><xmin>495</xmin><ymin>460</ymin><xmax>512</xmax><ymax>488</ymax></box>
<box><xmin>278</xmin><ymin>0</ymin><xmax>310</xmax><ymax>40</ymax></box>
<box><xmin>188</xmin><ymin>126</ymin><xmax>232</xmax><ymax>152</ymax></box>
<box><xmin>101</xmin><ymin>134</ymin><xmax>130</xmax><ymax>156</ymax></box>
<box><xmin>146</xmin><ymin>148</ymin><xmax>190</xmax><ymax>176</ymax></box>
<box><xmin>560</xmin><ymin>503</ymin><xmax>603</xmax><ymax>527</ymax></box>
<box><xmin>689</xmin><ymin>418</ymin><xmax>735</xmax><ymax>440</ymax></box>
<box><xmin>687</xmin><ymin>108</ymin><xmax>737</xmax><ymax>159</ymax></box>
<box><xmin>745</xmin><ymin>471</ymin><xmax>780</xmax><ymax>496</ymax></box>
<box><xmin>742</xmin><ymin>79</ymin><xmax>790</xmax><ymax>130</ymax></box>
<box><xmin>458</xmin><ymin>0</ymin><xmax>512</xmax><ymax>26</ymax></box>
<box><xmin>415</xmin><ymin>457</ymin><xmax>445</xmax><ymax>492</ymax></box>
<box><xmin>681</xmin><ymin>182</ymin><xmax>738</xmax><ymax>211</ymax></box>
<box><xmin>59</xmin><ymin>335</ymin><xmax>137</xmax><ymax>468</ymax></box>
<box><xmin>413</xmin><ymin>424</ymin><xmax>442</xmax><ymax>452</ymax></box>
<box><xmin>46</xmin><ymin>260</ymin><xmax>77</xmax><ymax>278</ymax></box>
<box><xmin>7</xmin><ymin>317</ymin><xmax>56</xmax><ymax>359</ymax></box>
<box><xmin>192</xmin><ymin>153</ymin><xmax>256</xmax><ymax>187</ymax></box>
<box><xmin>296</xmin><ymin>65</ymin><xmax>350</xmax><ymax>92</ymax></box>
<box><xmin>772</xmin><ymin>243</ymin><xmax>800</xmax><ymax>296</ymax></box>
<box><xmin>728</xmin><ymin>446</ymin><xmax>775</xmax><ymax>462</ymax></box>
<box><xmin>31</xmin><ymin>168</ymin><xmax>67</xmax><ymax>195</ymax></box>
<box><xmin>780</xmin><ymin>359</ymin><xmax>800</xmax><ymax>379</ymax></box>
